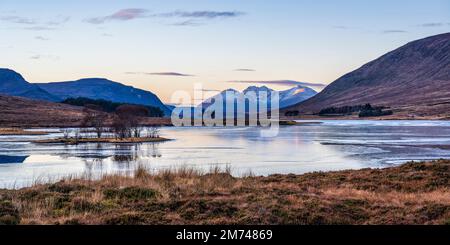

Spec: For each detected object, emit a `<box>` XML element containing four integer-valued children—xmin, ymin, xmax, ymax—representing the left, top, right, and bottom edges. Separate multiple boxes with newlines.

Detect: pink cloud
<box><xmin>85</xmin><ymin>8</ymin><xmax>148</xmax><ymax>24</ymax></box>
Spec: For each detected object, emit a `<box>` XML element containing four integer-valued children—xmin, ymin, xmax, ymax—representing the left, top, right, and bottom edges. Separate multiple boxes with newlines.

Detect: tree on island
<box><xmin>113</xmin><ymin>105</ymin><xmax>151</xmax><ymax>139</ymax></box>
<box><xmin>82</xmin><ymin>108</ymin><xmax>107</xmax><ymax>138</ymax></box>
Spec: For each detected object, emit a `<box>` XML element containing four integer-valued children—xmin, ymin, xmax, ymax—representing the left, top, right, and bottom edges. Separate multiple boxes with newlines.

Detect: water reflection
<box><xmin>73</xmin><ymin>143</ymin><xmax>165</xmax><ymax>176</ymax></box>
<box><xmin>1</xmin><ymin>120</ymin><xmax>450</xmax><ymax>188</ymax></box>
<box><xmin>83</xmin><ymin>158</ymin><xmax>105</xmax><ymax>180</ymax></box>
<box><xmin>0</xmin><ymin>155</ymin><xmax>29</xmax><ymax>164</ymax></box>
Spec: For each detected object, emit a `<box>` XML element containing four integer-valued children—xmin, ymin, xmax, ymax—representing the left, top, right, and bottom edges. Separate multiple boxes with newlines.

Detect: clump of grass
<box><xmin>134</xmin><ymin>165</ymin><xmax>151</xmax><ymax>180</ymax></box>
<box><xmin>103</xmin><ymin>187</ymin><xmax>159</xmax><ymax>202</ymax></box>
<box><xmin>0</xmin><ymin>200</ymin><xmax>20</xmax><ymax>225</ymax></box>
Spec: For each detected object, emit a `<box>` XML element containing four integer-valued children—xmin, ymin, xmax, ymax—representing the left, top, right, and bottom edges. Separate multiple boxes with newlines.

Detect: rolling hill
<box><xmin>283</xmin><ymin>33</ymin><xmax>450</xmax><ymax>119</ymax></box>
<box><xmin>38</xmin><ymin>78</ymin><xmax>172</xmax><ymax>116</ymax></box>
<box><xmin>0</xmin><ymin>69</ymin><xmax>172</xmax><ymax>116</ymax></box>
<box><xmin>0</xmin><ymin>69</ymin><xmax>60</xmax><ymax>102</ymax></box>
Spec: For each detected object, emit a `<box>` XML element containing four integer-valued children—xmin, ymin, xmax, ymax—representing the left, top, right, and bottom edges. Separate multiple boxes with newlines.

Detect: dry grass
<box><xmin>0</xmin><ymin>128</ymin><xmax>48</xmax><ymax>136</ymax></box>
<box><xmin>0</xmin><ymin>160</ymin><xmax>449</xmax><ymax>225</ymax></box>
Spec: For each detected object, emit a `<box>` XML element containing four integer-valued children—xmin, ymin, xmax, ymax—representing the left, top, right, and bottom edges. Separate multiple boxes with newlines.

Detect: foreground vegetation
<box><xmin>0</xmin><ymin>160</ymin><xmax>449</xmax><ymax>225</ymax></box>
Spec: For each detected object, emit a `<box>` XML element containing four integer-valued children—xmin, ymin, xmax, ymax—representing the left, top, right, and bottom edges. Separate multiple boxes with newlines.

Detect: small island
<box><xmin>34</xmin><ymin>105</ymin><xmax>170</xmax><ymax>145</ymax></box>
<box><xmin>34</xmin><ymin>136</ymin><xmax>170</xmax><ymax>144</ymax></box>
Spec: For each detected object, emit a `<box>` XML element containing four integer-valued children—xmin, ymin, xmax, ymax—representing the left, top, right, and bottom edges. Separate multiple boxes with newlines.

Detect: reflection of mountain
<box><xmin>0</xmin><ymin>155</ymin><xmax>28</xmax><ymax>164</ymax></box>
<box><xmin>76</xmin><ymin>143</ymin><xmax>162</xmax><ymax>169</ymax></box>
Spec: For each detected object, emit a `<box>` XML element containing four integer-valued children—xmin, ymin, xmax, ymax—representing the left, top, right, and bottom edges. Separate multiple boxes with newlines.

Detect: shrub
<box><xmin>359</xmin><ymin>108</ymin><xmax>393</xmax><ymax>117</ymax></box>
<box><xmin>317</xmin><ymin>103</ymin><xmax>394</xmax><ymax>117</ymax></box>
<box><xmin>285</xmin><ymin>111</ymin><xmax>299</xmax><ymax>117</ymax></box>
<box><xmin>103</xmin><ymin>187</ymin><xmax>158</xmax><ymax>201</ymax></box>
<box><xmin>0</xmin><ymin>200</ymin><xmax>20</xmax><ymax>225</ymax></box>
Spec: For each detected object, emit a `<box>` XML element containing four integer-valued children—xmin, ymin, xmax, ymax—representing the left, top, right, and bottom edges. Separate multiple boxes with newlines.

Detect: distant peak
<box><xmin>243</xmin><ymin>85</ymin><xmax>274</xmax><ymax>93</ymax></box>
<box><xmin>0</xmin><ymin>68</ymin><xmax>26</xmax><ymax>82</ymax></box>
<box><xmin>0</xmin><ymin>68</ymin><xmax>21</xmax><ymax>75</ymax></box>
<box><xmin>223</xmin><ymin>88</ymin><xmax>239</xmax><ymax>93</ymax></box>
<box><xmin>68</xmin><ymin>78</ymin><xmax>122</xmax><ymax>86</ymax></box>
<box><xmin>0</xmin><ymin>68</ymin><xmax>16</xmax><ymax>72</ymax></box>
<box><xmin>76</xmin><ymin>78</ymin><xmax>111</xmax><ymax>82</ymax></box>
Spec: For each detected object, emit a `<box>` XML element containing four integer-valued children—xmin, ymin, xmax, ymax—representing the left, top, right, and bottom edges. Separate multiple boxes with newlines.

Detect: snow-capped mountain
<box><xmin>200</xmin><ymin>85</ymin><xmax>318</xmax><ymax>112</ymax></box>
<box><xmin>278</xmin><ymin>85</ymin><xmax>318</xmax><ymax>108</ymax></box>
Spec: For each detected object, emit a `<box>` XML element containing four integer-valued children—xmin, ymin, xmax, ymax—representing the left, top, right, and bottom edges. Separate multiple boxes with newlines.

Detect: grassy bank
<box><xmin>0</xmin><ymin>160</ymin><xmax>449</xmax><ymax>225</ymax></box>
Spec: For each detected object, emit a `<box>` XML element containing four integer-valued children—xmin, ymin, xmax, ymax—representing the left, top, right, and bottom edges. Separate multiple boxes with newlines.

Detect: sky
<box><xmin>0</xmin><ymin>0</ymin><xmax>449</xmax><ymax>103</ymax></box>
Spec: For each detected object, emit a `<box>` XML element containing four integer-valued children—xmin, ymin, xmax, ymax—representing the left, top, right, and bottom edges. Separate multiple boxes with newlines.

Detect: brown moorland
<box><xmin>0</xmin><ymin>95</ymin><xmax>172</xmax><ymax>127</ymax></box>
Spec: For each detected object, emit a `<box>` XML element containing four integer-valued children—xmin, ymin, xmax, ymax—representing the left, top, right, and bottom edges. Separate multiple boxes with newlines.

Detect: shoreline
<box><xmin>5</xmin><ymin>116</ymin><xmax>450</xmax><ymax>130</ymax></box>
<box><xmin>0</xmin><ymin>160</ymin><xmax>448</xmax><ymax>225</ymax></box>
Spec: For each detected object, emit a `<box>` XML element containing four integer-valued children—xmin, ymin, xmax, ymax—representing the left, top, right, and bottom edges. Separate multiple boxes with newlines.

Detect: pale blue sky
<box><xmin>0</xmin><ymin>0</ymin><xmax>449</xmax><ymax>102</ymax></box>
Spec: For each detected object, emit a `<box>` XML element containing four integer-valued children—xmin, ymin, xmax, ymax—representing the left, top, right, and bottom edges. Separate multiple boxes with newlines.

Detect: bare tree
<box><xmin>115</xmin><ymin>105</ymin><xmax>150</xmax><ymax>118</ymax></box>
<box><xmin>82</xmin><ymin>108</ymin><xmax>107</xmax><ymax>138</ymax></box>
<box><xmin>112</xmin><ymin>116</ymin><xmax>130</xmax><ymax>139</ymax></box>
<box><xmin>132</xmin><ymin>125</ymin><xmax>142</xmax><ymax>138</ymax></box>
<box><xmin>62</xmin><ymin>129</ymin><xmax>71</xmax><ymax>139</ymax></box>
<box><xmin>127</xmin><ymin>115</ymin><xmax>142</xmax><ymax>138</ymax></box>
<box><xmin>74</xmin><ymin>129</ymin><xmax>81</xmax><ymax>143</ymax></box>
<box><xmin>113</xmin><ymin>104</ymin><xmax>150</xmax><ymax>139</ymax></box>
<box><xmin>148</xmin><ymin>127</ymin><xmax>160</xmax><ymax>138</ymax></box>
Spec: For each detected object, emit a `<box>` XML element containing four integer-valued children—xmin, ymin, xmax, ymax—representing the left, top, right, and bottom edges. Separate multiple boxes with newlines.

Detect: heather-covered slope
<box><xmin>285</xmin><ymin>33</ymin><xmax>450</xmax><ymax>118</ymax></box>
<box><xmin>0</xmin><ymin>95</ymin><xmax>87</xmax><ymax>127</ymax></box>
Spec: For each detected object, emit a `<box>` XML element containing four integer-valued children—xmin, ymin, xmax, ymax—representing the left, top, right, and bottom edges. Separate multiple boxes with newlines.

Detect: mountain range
<box><xmin>0</xmin><ymin>69</ymin><xmax>171</xmax><ymax>116</ymax></box>
<box><xmin>0</xmin><ymin>67</ymin><xmax>317</xmax><ymax>118</ymax></box>
<box><xmin>283</xmin><ymin>32</ymin><xmax>450</xmax><ymax>118</ymax></box>
<box><xmin>1</xmin><ymin>33</ymin><xmax>449</xmax><ymax>121</ymax></box>
<box><xmin>201</xmin><ymin>85</ymin><xmax>317</xmax><ymax>112</ymax></box>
